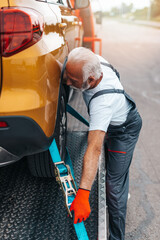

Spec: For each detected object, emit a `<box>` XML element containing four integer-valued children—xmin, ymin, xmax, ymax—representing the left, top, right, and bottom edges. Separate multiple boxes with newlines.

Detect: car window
<box><xmin>36</xmin><ymin>0</ymin><xmax>47</xmax><ymax>2</ymax></box>
<box><xmin>47</xmin><ymin>0</ymin><xmax>59</xmax><ymax>3</ymax></box>
<box><xmin>47</xmin><ymin>0</ymin><xmax>68</xmax><ymax>5</ymax></box>
<box><xmin>37</xmin><ymin>0</ymin><xmax>47</xmax><ymax>2</ymax></box>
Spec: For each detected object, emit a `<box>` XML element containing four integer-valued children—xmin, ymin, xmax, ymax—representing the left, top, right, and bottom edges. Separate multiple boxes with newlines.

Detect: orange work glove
<box><xmin>70</xmin><ymin>188</ymin><xmax>91</xmax><ymax>224</ymax></box>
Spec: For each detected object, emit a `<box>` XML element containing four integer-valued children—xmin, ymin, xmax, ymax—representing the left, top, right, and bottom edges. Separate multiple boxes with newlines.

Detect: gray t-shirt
<box><xmin>82</xmin><ymin>55</ymin><xmax>132</xmax><ymax>132</ymax></box>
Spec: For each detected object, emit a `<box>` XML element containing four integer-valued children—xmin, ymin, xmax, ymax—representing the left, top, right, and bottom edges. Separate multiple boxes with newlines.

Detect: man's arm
<box><xmin>70</xmin><ymin>130</ymin><xmax>106</xmax><ymax>223</ymax></box>
<box><xmin>80</xmin><ymin>130</ymin><xmax>106</xmax><ymax>190</ymax></box>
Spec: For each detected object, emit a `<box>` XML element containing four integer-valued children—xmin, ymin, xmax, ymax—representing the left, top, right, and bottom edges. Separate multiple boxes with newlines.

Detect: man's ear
<box><xmin>88</xmin><ymin>76</ymin><xmax>96</xmax><ymax>84</ymax></box>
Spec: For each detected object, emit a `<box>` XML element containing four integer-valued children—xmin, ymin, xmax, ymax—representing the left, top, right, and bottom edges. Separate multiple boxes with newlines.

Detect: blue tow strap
<box><xmin>66</xmin><ymin>104</ymin><xmax>89</xmax><ymax>127</ymax></box>
<box><xmin>49</xmin><ymin>139</ymin><xmax>89</xmax><ymax>240</ymax></box>
<box><xmin>65</xmin><ymin>148</ymin><xmax>89</xmax><ymax>239</ymax></box>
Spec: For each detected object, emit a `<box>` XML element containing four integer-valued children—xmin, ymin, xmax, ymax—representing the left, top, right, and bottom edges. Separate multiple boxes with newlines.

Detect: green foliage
<box><xmin>109</xmin><ymin>3</ymin><xmax>133</xmax><ymax>17</ymax></box>
<box><xmin>121</xmin><ymin>3</ymin><xmax>133</xmax><ymax>14</ymax></box>
<box><xmin>110</xmin><ymin>7</ymin><xmax>120</xmax><ymax>16</ymax></box>
<box><xmin>101</xmin><ymin>0</ymin><xmax>160</xmax><ymax>22</ymax></box>
<box><xmin>133</xmin><ymin>7</ymin><xmax>148</xmax><ymax>20</ymax></box>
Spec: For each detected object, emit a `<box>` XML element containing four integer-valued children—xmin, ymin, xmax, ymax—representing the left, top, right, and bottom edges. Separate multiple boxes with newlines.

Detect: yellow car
<box><xmin>0</xmin><ymin>0</ymin><xmax>89</xmax><ymax>177</ymax></box>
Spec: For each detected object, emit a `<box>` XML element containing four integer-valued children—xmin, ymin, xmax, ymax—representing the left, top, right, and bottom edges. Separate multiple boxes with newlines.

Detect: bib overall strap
<box><xmin>88</xmin><ymin>89</ymin><xmax>125</xmax><ymax>114</ymax></box>
<box><xmin>124</xmin><ymin>91</ymin><xmax>136</xmax><ymax>109</ymax></box>
<box><xmin>100</xmin><ymin>62</ymin><xmax>120</xmax><ymax>80</ymax></box>
<box><xmin>61</xmin><ymin>56</ymin><xmax>68</xmax><ymax>80</ymax></box>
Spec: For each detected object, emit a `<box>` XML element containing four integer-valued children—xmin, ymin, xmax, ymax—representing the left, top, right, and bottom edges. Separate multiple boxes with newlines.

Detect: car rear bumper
<box><xmin>0</xmin><ymin>147</ymin><xmax>19</xmax><ymax>166</ymax></box>
<box><xmin>0</xmin><ymin>116</ymin><xmax>54</xmax><ymax>166</ymax></box>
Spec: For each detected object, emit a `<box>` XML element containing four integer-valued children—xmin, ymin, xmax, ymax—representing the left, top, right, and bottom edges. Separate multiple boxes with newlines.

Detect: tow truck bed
<box><xmin>0</xmin><ymin>132</ymin><xmax>98</xmax><ymax>240</ymax></box>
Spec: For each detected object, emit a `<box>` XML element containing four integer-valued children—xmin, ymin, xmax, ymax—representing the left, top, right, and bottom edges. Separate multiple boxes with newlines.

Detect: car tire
<box><xmin>27</xmin><ymin>85</ymin><xmax>67</xmax><ymax>177</ymax></box>
<box><xmin>54</xmin><ymin>85</ymin><xmax>67</xmax><ymax>162</ymax></box>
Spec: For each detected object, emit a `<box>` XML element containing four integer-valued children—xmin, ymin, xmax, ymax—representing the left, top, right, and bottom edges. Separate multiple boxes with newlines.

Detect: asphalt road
<box><xmin>68</xmin><ymin>18</ymin><xmax>160</xmax><ymax>240</ymax></box>
<box><xmin>96</xmin><ymin>19</ymin><xmax>160</xmax><ymax>240</ymax></box>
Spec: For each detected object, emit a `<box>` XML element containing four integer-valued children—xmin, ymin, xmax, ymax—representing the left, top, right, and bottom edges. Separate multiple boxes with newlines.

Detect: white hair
<box><xmin>68</xmin><ymin>47</ymin><xmax>102</xmax><ymax>83</ymax></box>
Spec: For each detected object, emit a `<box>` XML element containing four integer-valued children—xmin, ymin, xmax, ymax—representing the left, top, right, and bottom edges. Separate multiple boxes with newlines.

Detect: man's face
<box><xmin>64</xmin><ymin>61</ymin><xmax>84</xmax><ymax>89</ymax></box>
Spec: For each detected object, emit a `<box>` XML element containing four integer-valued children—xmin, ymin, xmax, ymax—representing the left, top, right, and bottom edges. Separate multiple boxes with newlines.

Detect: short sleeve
<box><xmin>89</xmin><ymin>95</ymin><xmax>114</xmax><ymax>132</ymax></box>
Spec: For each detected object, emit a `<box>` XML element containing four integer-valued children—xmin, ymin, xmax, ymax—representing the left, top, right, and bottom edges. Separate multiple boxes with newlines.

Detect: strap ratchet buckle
<box><xmin>54</xmin><ymin>161</ymin><xmax>77</xmax><ymax>217</ymax></box>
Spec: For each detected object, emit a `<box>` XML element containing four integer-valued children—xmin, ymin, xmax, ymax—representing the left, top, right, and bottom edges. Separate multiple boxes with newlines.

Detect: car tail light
<box><xmin>0</xmin><ymin>7</ymin><xmax>44</xmax><ymax>57</ymax></box>
<box><xmin>0</xmin><ymin>121</ymin><xmax>8</xmax><ymax>128</ymax></box>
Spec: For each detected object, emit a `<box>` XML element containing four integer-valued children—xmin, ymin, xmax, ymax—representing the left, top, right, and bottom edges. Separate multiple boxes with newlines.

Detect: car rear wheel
<box><xmin>27</xmin><ymin>85</ymin><xmax>67</xmax><ymax>177</ymax></box>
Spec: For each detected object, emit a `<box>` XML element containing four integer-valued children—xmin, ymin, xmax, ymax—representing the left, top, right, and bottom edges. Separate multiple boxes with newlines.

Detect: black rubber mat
<box><xmin>0</xmin><ymin>131</ymin><xmax>98</xmax><ymax>240</ymax></box>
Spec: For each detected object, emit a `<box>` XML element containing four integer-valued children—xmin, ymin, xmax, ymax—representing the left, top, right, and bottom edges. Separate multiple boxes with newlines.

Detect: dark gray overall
<box><xmin>88</xmin><ymin>62</ymin><xmax>142</xmax><ymax>240</ymax></box>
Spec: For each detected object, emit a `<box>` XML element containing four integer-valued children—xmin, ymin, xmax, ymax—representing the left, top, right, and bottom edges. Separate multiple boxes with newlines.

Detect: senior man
<box><xmin>63</xmin><ymin>47</ymin><xmax>142</xmax><ymax>240</ymax></box>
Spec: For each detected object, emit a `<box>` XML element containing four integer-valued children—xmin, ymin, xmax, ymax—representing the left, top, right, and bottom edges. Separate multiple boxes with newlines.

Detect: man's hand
<box><xmin>70</xmin><ymin>130</ymin><xmax>105</xmax><ymax>224</ymax></box>
<box><xmin>70</xmin><ymin>188</ymin><xmax>91</xmax><ymax>224</ymax></box>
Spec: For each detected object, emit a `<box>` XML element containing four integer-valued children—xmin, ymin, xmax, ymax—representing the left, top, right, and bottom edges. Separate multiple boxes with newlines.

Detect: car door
<box><xmin>47</xmin><ymin>0</ymin><xmax>83</xmax><ymax>52</ymax></box>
